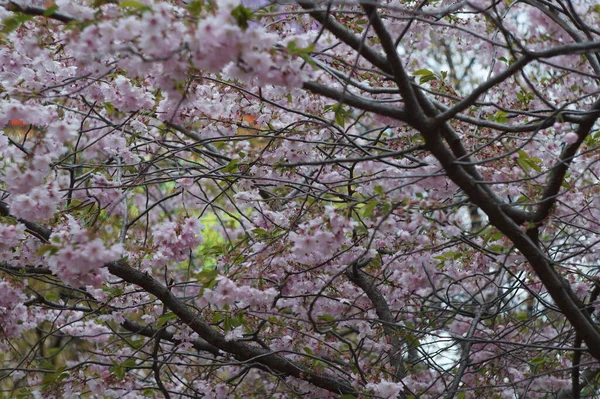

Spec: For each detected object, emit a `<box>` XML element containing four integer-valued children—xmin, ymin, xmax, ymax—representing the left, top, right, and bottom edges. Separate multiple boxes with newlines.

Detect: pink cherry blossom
<box><xmin>0</xmin><ymin>0</ymin><xmax>599</xmax><ymax>398</ymax></box>
<box><xmin>563</xmin><ymin>132</ymin><xmax>579</xmax><ymax>145</ymax></box>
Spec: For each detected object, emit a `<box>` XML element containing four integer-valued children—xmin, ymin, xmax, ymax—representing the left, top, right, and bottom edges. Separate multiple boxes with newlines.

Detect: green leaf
<box><xmin>362</xmin><ymin>200</ymin><xmax>378</xmax><ymax>218</ymax></box>
<box><xmin>492</xmin><ymin>110</ymin><xmax>509</xmax><ymax>123</ymax></box>
<box><xmin>111</xmin><ymin>362</ymin><xmax>125</xmax><ymax>379</ymax></box>
<box><xmin>482</xmin><ymin>230</ymin><xmax>503</xmax><ymax>246</ymax></box>
<box><xmin>335</xmin><ymin>111</ymin><xmax>345</xmax><ymax>128</ymax></box>
<box><xmin>286</xmin><ymin>41</ymin><xmax>315</xmax><ymax>57</ymax></box>
<box><xmin>381</xmin><ymin>202</ymin><xmax>392</xmax><ymax>215</ymax></box>
<box><xmin>111</xmin><ymin>359</ymin><xmax>136</xmax><ymax>378</ymax></box>
<box><xmin>156</xmin><ymin>312</ymin><xmax>178</xmax><ymax>328</ymax></box>
<box><xmin>516</xmin><ymin>150</ymin><xmax>542</xmax><ymax>173</ymax></box>
<box><xmin>413</xmin><ymin>69</ymin><xmax>433</xmax><ymax>76</ymax></box>
<box><xmin>286</xmin><ymin>41</ymin><xmax>316</xmax><ymax>67</ymax></box>
<box><xmin>104</xmin><ymin>102</ymin><xmax>116</xmax><ymax>116</ymax></box>
<box><xmin>14</xmin><ymin>388</ymin><xmax>33</xmax><ymax>399</ymax></box>
<box><xmin>438</xmin><ymin>251</ymin><xmax>462</xmax><ymax>260</ymax></box>
<box><xmin>187</xmin><ymin>0</ymin><xmax>204</xmax><ymax>16</ymax></box>
<box><xmin>119</xmin><ymin>1</ymin><xmax>152</xmax><ymax>12</ymax></box>
<box><xmin>325</xmin><ymin>103</ymin><xmax>348</xmax><ymax>128</ymax></box>
<box><xmin>517</xmin><ymin>150</ymin><xmax>529</xmax><ymax>167</ymax></box>
<box><xmin>318</xmin><ymin>314</ymin><xmax>335</xmax><ymax>323</ymax></box>
<box><xmin>47</xmin><ymin>347</ymin><xmax>62</xmax><ymax>356</ymax></box>
<box><xmin>41</xmin><ymin>366</ymin><xmax>68</xmax><ymax>387</ymax></box>
<box><xmin>488</xmin><ymin>244</ymin><xmax>506</xmax><ymax>253</ymax></box>
<box><xmin>1</xmin><ymin>13</ymin><xmax>34</xmax><ymax>34</ymax></box>
<box><xmin>130</xmin><ymin>338</ymin><xmax>145</xmax><ymax>349</ymax></box>
<box><xmin>531</xmin><ymin>356</ymin><xmax>550</xmax><ymax>366</ymax></box>
<box><xmin>251</xmin><ymin>228</ymin><xmax>269</xmax><ymax>239</ymax></box>
<box><xmin>231</xmin><ymin>5</ymin><xmax>253</xmax><ymax>30</ymax></box>
<box><xmin>44</xmin><ymin>5</ymin><xmax>60</xmax><ymax>17</ymax></box>
<box><xmin>122</xmin><ymin>358</ymin><xmax>137</xmax><ymax>369</ymax></box>
<box><xmin>37</xmin><ymin>244</ymin><xmax>59</xmax><ymax>256</ymax></box>
<box><xmin>412</xmin><ymin>69</ymin><xmax>437</xmax><ymax>84</ymax></box>
<box><xmin>194</xmin><ymin>269</ymin><xmax>219</xmax><ymax>282</ymax></box>
<box><xmin>39</xmin><ymin>361</ymin><xmax>55</xmax><ymax>371</ymax></box>
<box><xmin>222</xmin><ymin>158</ymin><xmax>239</xmax><ymax>173</ymax></box>
<box><xmin>528</xmin><ymin>158</ymin><xmax>542</xmax><ymax>173</ymax></box>
<box><xmin>45</xmin><ymin>292</ymin><xmax>60</xmax><ymax>302</ymax></box>
<box><xmin>419</xmin><ymin>74</ymin><xmax>437</xmax><ymax>84</ymax></box>
<box><xmin>339</xmin><ymin>395</ymin><xmax>357</xmax><ymax>399</ymax></box>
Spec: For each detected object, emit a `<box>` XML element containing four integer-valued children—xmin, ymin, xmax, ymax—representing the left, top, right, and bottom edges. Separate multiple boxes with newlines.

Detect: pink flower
<box><xmin>367</xmin><ymin>380</ymin><xmax>404</xmax><ymax>399</ymax></box>
<box><xmin>45</xmin><ymin>218</ymin><xmax>122</xmax><ymax>288</ymax></box>
<box><xmin>563</xmin><ymin>132</ymin><xmax>579</xmax><ymax>145</ymax></box>
<box><xmin>0</xmin><ymin>280</ymin><xmax>31</xmax><ymax>338</ymax></box>
<box><xmin>0</xmin><ymin>223</ymin><xmax>26</xmax><ymax>252</ymax></box>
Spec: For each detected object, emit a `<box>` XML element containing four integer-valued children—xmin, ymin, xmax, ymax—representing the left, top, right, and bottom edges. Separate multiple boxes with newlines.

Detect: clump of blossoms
<box><xmin>1</xmin><ymin>117</ymin><xmax>77</xmax><ymax>222</ymax></box>
<box><xmin>45</xmin><ymin>216</ymin><xmax>123</xmax><ymax>288</ymax></box>
<box><xmin>143</xmin><ymin>217</ymin><xmax>203</xmax><ymax>269</ymax></box>
<box><xmin>0</xmin><ymin>222</ymin><xmax>26</xmax><ymax>258</ymax></box>
<box><xmin>0</xmin><ymin>280</ymin><xmax>31</xmax><ymax>338</ymax></box>
<box><xmin>86</xmin><ymin>173</ymin><xmax>124</xmax><ymax>216</ymax></box>
<box><xmin>366</xmin><ymin>380</ymin><xmax>405</xmax><ymax>399</ymax></box>
<box><xmin>288</xmin><ymin>205</ymin><xmax>356</xmax><ymax>265</ymax></box>
<box><xmin>62</xmin><ymin>0</ymin><xmax>305</xmax><ymax>94</ymax></box>
<box><xmin>200</xmin><ymin>276</ymin><xmax>278</xmax><ymax>309</ymax></box>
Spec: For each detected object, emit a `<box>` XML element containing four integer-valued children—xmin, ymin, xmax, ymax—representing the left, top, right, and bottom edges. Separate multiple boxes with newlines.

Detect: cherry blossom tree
<box><xmin>1</xmin><ymin>0</ymin><xmax>599</xmax><ymax>397</ymax></box>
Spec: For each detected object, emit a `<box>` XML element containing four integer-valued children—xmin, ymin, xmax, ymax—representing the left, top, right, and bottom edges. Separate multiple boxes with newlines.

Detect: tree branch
<box><xmin>529</xmin><ymin>99</ymin><xmax>600</xmax><ymax>224</ymax></box>
<box><xmin>4</xmin><ymin>1</ymin><xmax>75</xmax><ymax>23</ymax></box>
<box><xmin>297</xmin><ymin>0</ymin><xmax>392</xmax><ymax>75</ymax></box>
<box><xmin>346</xmin><ymin>263</ymin><xmax>406</xmax><ymax>383</ymax></box>
<box><xmin>302</xmin><ymin>80</ymin><xmax>408</xmax><ymax>120</ymax></box>
<box><xmin>107</xmin><ymin>260</ymin><xmax>357</xmax><ymax>396</ymax></box>
<box><xmin>421</xmin><ymin>126</ymin><xmax>600</xmax><ymax>361</ymax></box>
<box><xmin>120</xmin><ymin>319</ymin><xmax>221</xmax><ymax>358</ymax></box>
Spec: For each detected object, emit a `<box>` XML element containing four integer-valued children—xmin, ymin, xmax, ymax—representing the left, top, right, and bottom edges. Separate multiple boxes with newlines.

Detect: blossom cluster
<box><xmin>60</xmin><ymin>0</ymin><xmax>305</xmax><ymax>99</ymax></box>
<box><xmin>143</xmin><ymin>217</ymin><xmax>203</xmax><ymax>268</ymax></box>
<box><xmin>0</xmin><ymin>221</ymin><xmax>26</xmax><ymax>255</ymax></box>
<box><xmin>0</xmin><ymin>116</ymin><xmax>76</xmax><ymax>222</ymax></box>
<box><xmin>0</xmin><ymin>280</ymin><xmax>31</xmax><ymax>338</ymax></box>
<box><xmin>45</xmin><ymin>217</ymin><xmax>123</xmax><ymax>288</ymax></box>
<box><xmin>201</xmin><ymin>276</ymin><xmax>278</xmax><ymax>309</ymax></box>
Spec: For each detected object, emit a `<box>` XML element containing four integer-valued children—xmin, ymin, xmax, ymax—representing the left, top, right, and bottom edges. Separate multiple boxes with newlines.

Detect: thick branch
<box><xmin>421</xmin><ymin>128</ymin><xmax>600</xmax><ymax>361</ymax></box>
<box><xmin>435</xmin><ymin>41</ymin><xmax>600</xmax><ymax>123</ymax></box>
<box><xmin>0</xmin><ymin>205</ymin><xmax>356</xmax><ymax>395</ymax></box>
<box><xmin>297</xmin><ymin>0</ymin><xmax>391</xmax><ymax>75</ymax></box>
<box><xmin>0</xmin><ymin>201</ymin><xmax>52</xmax><ymax>242</ymax></box>
<box><xmin>4</xmin><ymin>1</ymin><xmax>75</xmax><ymax>23</ymax></box>
<box><xmin>361</xmin><ymin>3</ymin><xmax>428</xmax><ymax>123</ymax></box>
<box><xmin>521</xmin><ymin>0</ymin><xmax>600</xmax><ymax>76</ymax></box>
<box><xmin>164</xmin><ymin>122</ymin><xmax>231</xmax><ymax>166</ymax></box>
<box><xmin>120</xmin><ymin>319</ymin><xmax>221</xmax><ymax>357</ymax></box>
<box><xmin>107</xmin><ymin>260</ymin><xmax>357</xmax><ymax>396</ymax></box>
<box><xmin>346</xmin><ymin>264</ymin><xmax>406</xmax><ymax>382</ymax></box>
<box><xmin>303</xmin><ymin>80</ymin><xmax>407</xmax><ymax>120</ymax></box>
<box><xmin>530</xmin><ymin>99</ymin><xmax>600</xmax><ymax>223</ymax></box>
